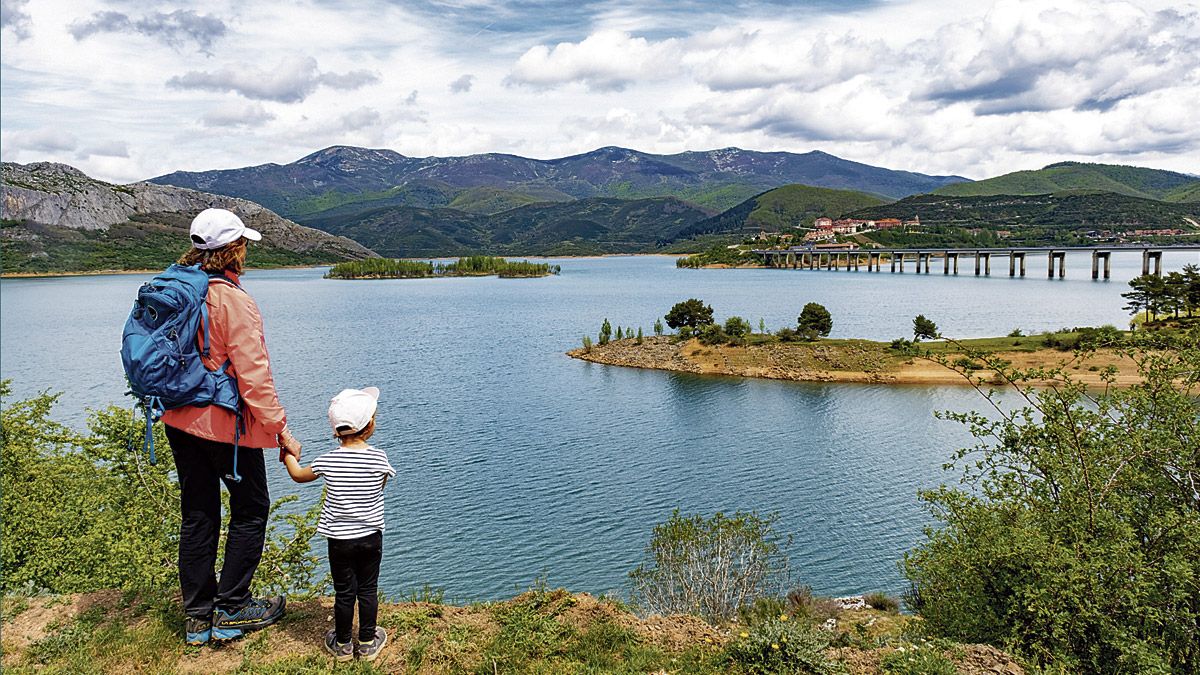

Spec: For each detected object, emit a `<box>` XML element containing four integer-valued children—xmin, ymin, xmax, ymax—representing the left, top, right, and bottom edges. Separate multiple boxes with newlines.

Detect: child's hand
<box><xmin>278</xmin><ymin>427</ymin><xmax>302</xmax><ymax>460</ymax></box>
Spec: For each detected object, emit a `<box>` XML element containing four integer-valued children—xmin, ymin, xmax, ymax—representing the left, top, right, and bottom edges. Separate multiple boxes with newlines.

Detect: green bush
<box><xmin>630</xmin><ymin>510</ymin><xmax>791</xmax><ymax>624</ymax></box>
<box><xmin>880</xmin><ymin>642</ymin><xmax>957</xmax><ymax>675</ymax></box>
<box><xmin>724</xmin><ymin>316</ymin><xmax>752</xmax><ymax>339</ymax></box>
<box><xmin>863</xmin><ymin>592</ymin><xmax>900</xmax><ymax>613</ymax></box>
<box><xmin>697</xmin><ymin>323</ymin><xmax>730</xmax><ymax>346</ymax></box>
<box><xmin>724</xmin><ymin>617</ymin><xmax>840</xmax><ymax>674</ymax></box>
<box><xmin>798</xmin><ymin>303</ymin><xmax>832</xmax><ymax>340</ymax></box>
<box><xmin>904</xmin><ymin>331</ymin><xmax>1200</xmax><ymax>672</ymax></box>
<box><xmin>1</xmin><ymin>382</ymin><xmax>327</xmax><ymax>599</ymax></box>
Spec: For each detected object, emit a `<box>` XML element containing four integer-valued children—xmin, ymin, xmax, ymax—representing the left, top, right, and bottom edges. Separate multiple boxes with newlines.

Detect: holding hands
<box><xmin>278</xmin><ymin>427</ymin><xmax>302</xmax><ymax>462</ymax></box>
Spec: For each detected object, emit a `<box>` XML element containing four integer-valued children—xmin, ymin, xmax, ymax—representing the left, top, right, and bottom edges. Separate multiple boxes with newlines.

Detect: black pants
<box><xmin>166</xmin><ymin>425</ymin><xmax>270</xmax><ymax>619</ymax></box>
<box><xmin>328</xmin><ymin>532</ymin><xmax>383</xmax><ymax>643</ymax></box>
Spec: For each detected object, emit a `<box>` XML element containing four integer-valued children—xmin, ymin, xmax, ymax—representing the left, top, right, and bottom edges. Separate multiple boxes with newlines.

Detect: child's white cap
<box><xmin>328</xmin><ymin>386</ymin><xmax>380</xmax><ymax>435</ymax></box>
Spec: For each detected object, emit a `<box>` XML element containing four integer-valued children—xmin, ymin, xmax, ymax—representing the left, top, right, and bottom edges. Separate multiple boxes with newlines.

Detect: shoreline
<box><xmin>568</xmin><ymin>336</ymin><xmax>1143</xmax><ymax>388</ymax></box>
<box><xmin>0</xmin><ymin>263</ymin><xmax>336</xmax><ymax>279</ymax></box>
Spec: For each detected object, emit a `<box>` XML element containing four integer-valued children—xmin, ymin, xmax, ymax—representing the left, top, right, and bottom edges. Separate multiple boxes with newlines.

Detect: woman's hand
<box><xmin>278</xmin><ymin>427</ymin><xmax>302</xmax><ymax>461</ymax></box>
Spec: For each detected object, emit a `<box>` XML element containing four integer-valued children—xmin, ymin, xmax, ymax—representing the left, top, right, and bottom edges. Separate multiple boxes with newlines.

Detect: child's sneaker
<box><xmin>213</xmin><ymin>596</ymin><xmax>286</xmax><ymax>636</ymax></box>
<box><xmin>355</xmin><ymin>628</ymin><xmax>388</xmax><ymax>662</ymax></box>
<box><xmin>324</xmin><ymin>630</ymin><xmax>353</xmax><ymax>662</ymax></box>
<box><xmin>184</xmin><ymin>616</ymin><xmax>212</xmax><ymax>645</ymax></box>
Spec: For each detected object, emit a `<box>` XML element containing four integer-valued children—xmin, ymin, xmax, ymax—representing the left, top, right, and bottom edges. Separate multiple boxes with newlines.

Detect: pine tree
<box><xmin>636</xmin><ymin>327</ymin><xmax>644</xmax><ymax>344</ymax></box>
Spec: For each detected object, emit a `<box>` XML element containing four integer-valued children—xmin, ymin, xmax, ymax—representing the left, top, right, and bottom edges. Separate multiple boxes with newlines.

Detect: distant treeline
<box><xmin>325</xmin><ymin>256</ymin><xmax>560</xmax><ymax>279</ymax></box>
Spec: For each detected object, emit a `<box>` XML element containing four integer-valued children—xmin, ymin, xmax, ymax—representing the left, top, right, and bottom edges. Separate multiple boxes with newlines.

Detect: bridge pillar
<box><xmin>1019</xmin><ymin>253</ymin><xmax>1026</xmax><ymax>277</ymax></box>
<box><xmin>954</xmin><ymin>253</ymin><xmax>959</xmax><ymax>275</ymax></box>
<box><xmin>1048</xmin><ymin>251</ymin><xmax>1065</xmax><ymax>278</ymax></box>
<box><xmin>923</xmin><ymin>252</ymin><xmax>931</xmax><ymax>274</ymax></box>
<box><xmin>1009</xmin><ymin>253</ymin><xmax>1016</xmax><ymax>277</ymax></box>
<box><xmin>1104</xmin><ymin>252</ymin><xmax>1111</xmax><ymax>279</ymax></box>
<box><xmin>1091</xmin><ymin>251</ymin><xmax>1099</xmax><ymax>279</ymax></box>
<box><xmin>943</xmin><ymin>252</ymin><xmax>950</xmax><ymax>275</ymax></box>
<box><xmin>1049</xmin><ymin>252</ymin><xmax>1056</xmax><ymax>278</ymax></box>
<box><xmin>898</xmin><ymin>253</ymin><xmax>905</xmax><ymax>273</ymax></box>
<box><xmin>974</xmin><ymin>252</ymin><xmax>981</xmax><ymax>275</ymax></box>
<box><xmin>984</xmin><ymin>252</ymin><xmax>991</xmax><ymax>276</ymax></box>
<box><xmin>1058</xmin><ymin>253</ymin><xmax>1066</xmax><ymax>278</ymax></box>
<box><xmin>1152</xmin><ymin>251</ymin><xmax>1162</xmax><ymax>276</ymax></box>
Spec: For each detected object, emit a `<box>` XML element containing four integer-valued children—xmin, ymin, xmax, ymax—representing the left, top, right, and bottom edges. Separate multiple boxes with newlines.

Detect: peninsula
<box><xmin>324</xmin><ymin>256</ymin><xmax>560</xmax><ymax>279</ymax></box>
<box><xmin>568</xmin><ymin>333</ymin><xmax>1144</xmax><ymax>388</ymax></box>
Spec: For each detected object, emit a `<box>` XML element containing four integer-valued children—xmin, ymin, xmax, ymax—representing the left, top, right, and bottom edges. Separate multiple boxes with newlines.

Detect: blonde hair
<box><xmin>178</xmin><ymin>237</ymin><xmax>249</xmax><ymax>275</ymax></box>
<box><xmin>336</xmin><ymin>418</ymin><xmax>376</xmax><ymax>444</ymax></box>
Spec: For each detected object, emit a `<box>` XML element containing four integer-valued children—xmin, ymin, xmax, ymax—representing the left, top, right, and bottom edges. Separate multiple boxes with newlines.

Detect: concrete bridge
<box><xmin>751</xmin><ymin>245</ymin><xmax>1200</xmax><ymax>279</ymax></box>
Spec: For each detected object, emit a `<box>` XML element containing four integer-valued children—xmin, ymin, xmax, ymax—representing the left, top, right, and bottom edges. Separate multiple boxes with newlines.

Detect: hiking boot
<box><xmin>355</xmin><ymin>627</ymin><xmax>388</xmax><ymax>662</ymax></box>
<box><xmin>184</xmin><ymin>616</ymin><xmax>212</xmax><ymax>645</ymax></box>
<box><xmin>324</xmin><ymin>629</ymin><xmax>353</xmax><ymax>662</ymax></box>
<box><xmin>212</xmin><ymin>596</ymin><xmax>286</xmax><ymax>636</ymax></box>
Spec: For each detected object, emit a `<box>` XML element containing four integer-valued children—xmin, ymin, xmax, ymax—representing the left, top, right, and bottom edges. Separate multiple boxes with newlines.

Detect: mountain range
<box><xmin>932</xmin><ymin>161</ymin><xmax>1199</xmax><ymax>202</ymax></box>
<box><xmin>1</xmin><ymin>162</ymin><xmax>372</xmax><ymax>274</ymax></box>
<box><xmin>150</xmin><ymin>145</ymin><xmax>969</xmax><ymax>217</ymax></box>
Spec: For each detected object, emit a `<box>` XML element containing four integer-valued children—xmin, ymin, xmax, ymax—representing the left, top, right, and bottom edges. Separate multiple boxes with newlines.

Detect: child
<box><xmin>283</xmin><ymin>386</ymin><xmax>396</xmax><ymax>662</ymax></box>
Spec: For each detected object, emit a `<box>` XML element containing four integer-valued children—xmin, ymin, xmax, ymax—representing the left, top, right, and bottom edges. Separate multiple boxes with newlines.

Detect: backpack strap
<box><xmin>205</xmin><ymin>273</ymin><xmax>245</xmax><ymax>483</ymax></box>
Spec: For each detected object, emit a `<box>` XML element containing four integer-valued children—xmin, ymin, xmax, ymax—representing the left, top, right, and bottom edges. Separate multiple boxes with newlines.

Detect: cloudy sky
<box><xmin>2</xmin><ymin>0</ymin><xmax>1198</xmax><ymax>183</ymax></box>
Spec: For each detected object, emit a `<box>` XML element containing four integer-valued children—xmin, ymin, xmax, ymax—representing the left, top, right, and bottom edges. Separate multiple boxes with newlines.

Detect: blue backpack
<box><xmin>120</xmin><ymin>263</ymin><xmax>245</xmax><ymax>481</ymax></box>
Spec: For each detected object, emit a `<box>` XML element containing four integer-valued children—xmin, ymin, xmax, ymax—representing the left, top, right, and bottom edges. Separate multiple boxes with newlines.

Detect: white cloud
<box><xmin>201</xmin><ymin>101</ymin><xmax>276</xmax><ymax>128</ymax></box>
<box><xmin>70</xmin><ymin>9</ymin><xmax>227</xmax><ymax>53</ymax></box>
<box><xmin>81</xmin><ymin>140</ymin><xmax>130</xmax><ymax>158</ymax></box>
<box><xmin>449</xmin><ymin>73</ymin><xmax>474</xmax><ymax>93</ymax></box>
<box><xmin>168</xmin><ymin>56</ymin><xmax>379</xmax><ymax>103</ymax></box>
<box><xmin>507</xmin><ymin>30</ymin><xmax>682</xmax><ymax>91</ymax></box>
<box><xmin>1</xmin><ymin>0</ymin><xmax>1196</xmax><ymax>184</ymax></box>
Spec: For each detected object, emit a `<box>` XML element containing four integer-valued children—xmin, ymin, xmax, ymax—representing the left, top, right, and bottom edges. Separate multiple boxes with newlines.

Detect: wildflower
<box><xmin>771</xmin><ymin>643</ymin><xmax>780</xmax><ymax>650</ymax></box>
<box><xmin>739</xmin><ymin>632</ymin><xmax>749</xmax><ymax>638</ymax></box>
<box><xmin>779</xmin><ymin>614</ymin><xmax>789</xmax><ymax>621</ymax></box>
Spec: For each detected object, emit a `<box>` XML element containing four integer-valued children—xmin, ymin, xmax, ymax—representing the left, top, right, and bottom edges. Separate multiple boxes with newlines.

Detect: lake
<box><xmin>2</xmin><ymin>251</ymin><xmax>1196</xmax><ymax>601</ymax></box>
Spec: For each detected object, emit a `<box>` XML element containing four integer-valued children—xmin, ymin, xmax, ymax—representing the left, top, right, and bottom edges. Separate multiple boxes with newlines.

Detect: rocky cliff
<box><xmin>2</xmin><ymin>162</ymin><xmax>374</xmax><ymax>269</ymax></box>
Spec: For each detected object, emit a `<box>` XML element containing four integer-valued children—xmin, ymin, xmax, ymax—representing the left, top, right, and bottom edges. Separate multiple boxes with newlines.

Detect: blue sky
<box><xmin>1</xmin><ymin>0</ymin><xmax>1197</xmax><ymax>183</ymax></box>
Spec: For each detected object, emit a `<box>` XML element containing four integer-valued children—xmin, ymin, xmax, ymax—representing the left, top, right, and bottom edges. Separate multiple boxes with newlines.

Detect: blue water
<box><xmin>2</xmin><ymin>252</ymin><xmax>1197</xmax><ymax>600</ymax></box>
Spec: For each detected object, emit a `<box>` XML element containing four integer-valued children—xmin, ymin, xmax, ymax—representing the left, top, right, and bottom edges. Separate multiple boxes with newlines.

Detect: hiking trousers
<box><xmin>166</xmin><ymin>425</ymin><xmax>270</xmax><ymax>619</ymax></box>
<box><xmin>328</xmin><ymin>531</ymin><xmax>383</xmax><ymax>643</ymax></box>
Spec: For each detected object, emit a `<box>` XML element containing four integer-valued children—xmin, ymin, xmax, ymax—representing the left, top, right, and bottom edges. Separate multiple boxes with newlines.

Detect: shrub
<box><xmin>630</xmin><ymin>510</ymin><xmax>791</xmax><ymax>624</ymax></box>
<box><xmin>1</xmin><ymin>382</ymin><xmax>328</xmax><ymax>599</ymax></box>
<box><xmin>904</xmin><ymin>331</ymin><xmax>1200</xmax><ymax>672</ymax></box>
<box><xmin>599</xmin><ymin>318</ymin><xmax>612</xmax><ymax>345</ymax></box>
<box><xmin>635</xmin><ymin>327</ymin><xmax>643</xmax><ymax>345</ymax></box>
<box><xmin>1007</xmin><ymin>328</ymin><xmax>1024</xmax><ymax>338</ymax></box>
<box><xmin>582</xmin><ymin>335</ymin><xmax>593</xmax><ymax>352</ymax></box>
<box><xmin>653</xmin><ymin>319</ymin><xmax>664</xmax><ymax>336</ymax></box>
<box><xmin>1076</xmin><ymin>324</ymin><xmax>1123</xmax><ymax>350</ymax></box>
<box><xmin>863</xmin><ymin>592</ymin><xmax>900</xmax><ymax>613</ymax></box>
<box><xmin>725</xmin><ymin>617</ymin><xmax>840</xmax><ymax>675</ymax></box>
<box><xmin>951</xmin><ymin>356</ymin><xmax>982</xmax><ymax>371</ymax></box>
<box><xmin>775</xmin><ymin>327</ymin><xmax>802</xmax><ymax>342</ymax></box>
<box><xmin>696</xmin><ymin>323</ymin><xmax>730</xmax><ymax>346</ymax></box>
<box><xmin>724</xmin><ymin>316</ymin><xmax>752</xmax><ymax>339</ymax></box>
<box><xmin>785</xmin><ymin>586</ymin><xmax>841</xmax><ymax>623</ymax></box>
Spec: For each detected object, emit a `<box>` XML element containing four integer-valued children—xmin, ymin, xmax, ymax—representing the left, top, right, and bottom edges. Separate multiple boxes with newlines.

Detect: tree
<box><xmin>635</xmin><ymin>327</ymin><xmax>643</xmax><ymax>345</ymax></box>
<box><xmin>797</xmin><ymin>303</ymin><xmax>832</xmax><ymax>340</ymax></box>
<box><xmin>1123</xmin><ymin>275</ymin><xmax>1167</xmax><ymax>323</ymax></box>
<box><xmin>904</xmin><ymin>332</ymin><xmax>1200</xmax><ymax>672</ymax></box>
<box><xmin>599</xmin><ymin>318</ymin><xmax>612</xmax><ymax>345</ymax></box>
<box><xmin>629</xmin><ymin>510</ymin><xmax>791</xmax><ymax>624</ymax></box>
<box><xmin>1183</xmin><ymin>264</ymin><xmax>1200</xmax><ymax>317</ymax></box>
<box><xmin>665</xmin><ymin>299</ymin><xmax>715</xmax><ymax>337</ymax></box>
<box><xmin>653</xmin><ymin>319</ymin><xmax>664</xmax><ymax>336</ymax></box>
<box><xmin>913</xmin><ymin>314</ymin><xmax>939</xmax><ymax>341</ymax></box>
<box><xmin>759</xmin><ymin>318</ymin><xmax>767</xmax><ymax>334</ymax></box>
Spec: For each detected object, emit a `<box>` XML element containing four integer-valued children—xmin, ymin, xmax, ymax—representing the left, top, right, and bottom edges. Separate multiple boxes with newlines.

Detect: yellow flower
<box><xmin>779</xmin><ymin>614</ymin><xmax>789</xmax><ymax>621</ymax></box>
<box><xmin>771</xmin><ymin>643</ymin><xmax>780</xmax><ymax>650</ymax></box>
<box><xmin>739</xmin><ymin>632</ymin><xmax>749</xmax><ymax>638</ymax></box>
<box><xmin>781</xmin><ymin>637</ymin><xmax>788</xmax><ymax>644</ymax></box>
<box><xmin>704</xmin><ymin>637</ymin><xmax>713</xmax><ymax>644</ymax></box>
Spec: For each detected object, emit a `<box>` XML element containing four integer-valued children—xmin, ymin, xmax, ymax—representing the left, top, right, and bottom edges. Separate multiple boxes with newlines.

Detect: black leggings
<box><xmin>328</xmin><ymin>531</ymin><xmax>383</xmax><ymax>642</ymax></box>
<box><xmin>166</xmin><ymin>425</ymin><xmax>269</xmax><ymax>618</ymax></box>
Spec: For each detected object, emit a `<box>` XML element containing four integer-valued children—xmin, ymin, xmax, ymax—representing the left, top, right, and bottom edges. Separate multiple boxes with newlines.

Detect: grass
<box><xmin>1</xmin><ymin>588</ymin><xmax>1024</xmax><ymax>674</ymax></box>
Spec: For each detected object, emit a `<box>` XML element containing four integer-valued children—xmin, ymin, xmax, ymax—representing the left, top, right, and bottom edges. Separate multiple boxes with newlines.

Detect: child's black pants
<box><xmin>328</xmin><ymin>531</ymin><xmax>383</xmax><ymax>643</ymax></box>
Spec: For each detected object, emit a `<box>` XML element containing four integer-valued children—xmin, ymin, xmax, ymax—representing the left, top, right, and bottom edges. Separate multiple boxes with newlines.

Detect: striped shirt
<box><xmin>311</xmin><ymin>445</ymin><xmax>396</xmax><ymax>540</ymax></box>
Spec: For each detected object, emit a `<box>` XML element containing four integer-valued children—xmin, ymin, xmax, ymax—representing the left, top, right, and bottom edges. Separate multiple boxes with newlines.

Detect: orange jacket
<box><xmin>162</xmin><ymin>272</ymin><xmax>287</xmax><ymax>448</ymax></box>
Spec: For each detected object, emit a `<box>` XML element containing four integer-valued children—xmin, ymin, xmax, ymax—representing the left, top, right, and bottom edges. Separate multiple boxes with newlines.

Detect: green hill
<box><xmin>933</xmin><ymin>162</ymin><xmax>1199</xmax><ymax>201</ymax></box>
<box><xmin>678</xmin><ymin>184</ymin><xmax>888</xmax><ymax>238</ymax></box>
<box><xmin>446</xmin><ymin>186</ymin><xmax>574</xmax><ymax>215</ymax></box>
<box><xmin>1164</xmin><ymin>181</ymin><xmax>1200</xmax><ymax>203</ymax></box>
<box><xmin>305</xmin><ymin>196</ymin><xmax>714</xmax><ymax>257</ymax></box>
<box><xmin>848</xmin><ymin>191</ymin><xmax>1200</xmax><ymax>229</ymax></box>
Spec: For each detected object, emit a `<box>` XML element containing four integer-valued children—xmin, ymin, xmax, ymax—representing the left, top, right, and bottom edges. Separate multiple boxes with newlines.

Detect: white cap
<box><xmin>189</xmin><ymin>208</ymin><xmax>262</xmax><ymax>250</ymax></box>
<box><xmin>328</xmin><ymin>386</ymin><xmax>380</xmax><ymax>435</ymax></box>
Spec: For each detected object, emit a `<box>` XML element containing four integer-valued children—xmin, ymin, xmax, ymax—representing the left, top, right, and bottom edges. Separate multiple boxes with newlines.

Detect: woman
<box><xmin>161</xmin><ymin>208</ymin><xmax>303</xmax><ymax>645</ymax></box>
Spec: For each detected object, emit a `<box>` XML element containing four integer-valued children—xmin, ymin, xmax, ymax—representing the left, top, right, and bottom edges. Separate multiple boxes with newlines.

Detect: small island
<box><xmin>325</xmin><ymin>255</ymin><xmax>561</xmax><ymax>279</ymax></box>
<box><xmin>568</xmin><ymin>295</ymin><xmax>1200</xmax><ymax>388</ymax></box>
